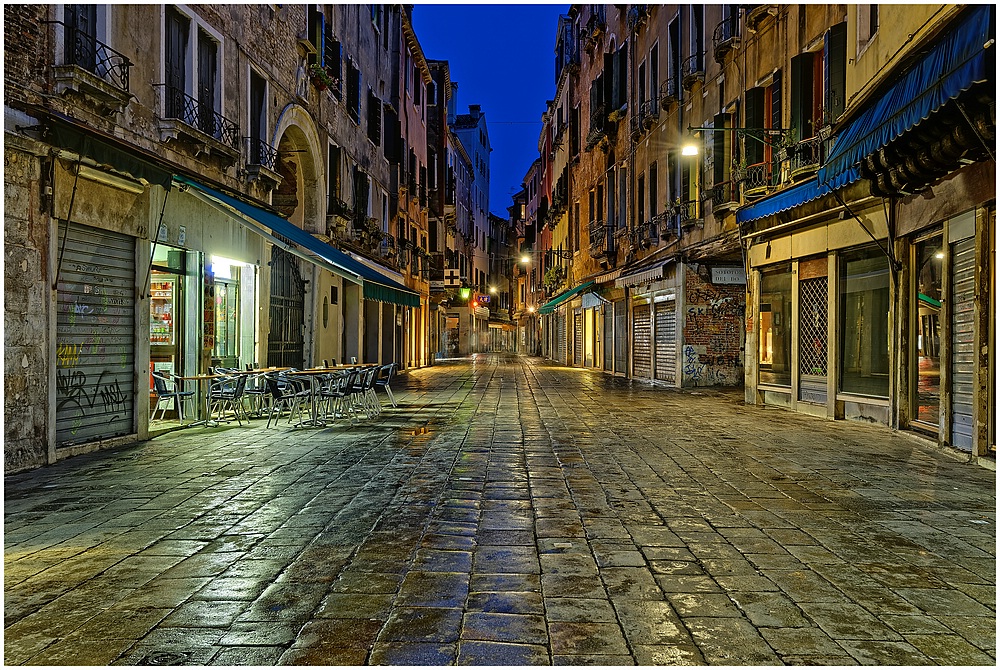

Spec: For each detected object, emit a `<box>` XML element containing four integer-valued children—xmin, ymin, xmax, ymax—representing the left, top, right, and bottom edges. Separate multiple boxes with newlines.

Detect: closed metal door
<box><xmin>614</xmin><ymin>299</ymin><xmax>628</xmax><ymax>373</ymax></box>
<box><xmin>573</xmin><ymin>311</ymin><xmax>583</xmax><ymax>366</ymax></box>
<box><xmin>654</xmin><ymin>300</ymin><xmax>676</xmax><ymax>383</ymax></box>
<box><xmin>56</xmin><ymin>221</ymin><xmax>136</xmax><ymax>446</ymax></box>
<box><xmin>633</xmin><ymin>303</ymin><xmax>652</xmax><ymax>378</ymax></box>
<box><xmin>950</xmin><ymin>237</ymin><xmax>975</xmax><ymax>450</ymax></box>
<box><xmin>267</xmin><ymin>246</ymin><xmax>305</xmax><ymax>369</ymax></box>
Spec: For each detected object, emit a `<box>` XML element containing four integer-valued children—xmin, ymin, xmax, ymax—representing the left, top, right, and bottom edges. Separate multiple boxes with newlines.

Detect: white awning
<box><xmin>616</xmin><ymin>260</ymin><xmax>673</xmax><ymax>288</ymax></box>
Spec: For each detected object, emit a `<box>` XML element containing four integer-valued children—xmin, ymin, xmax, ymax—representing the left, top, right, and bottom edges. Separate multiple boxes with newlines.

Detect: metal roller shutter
<box><xmin>950</xmin><ymin>237</ymin><xmax>975</xmax><ymax>450</ymax></box>
<box><xmin>55</xmin><ymin>221</ymin><xmax>136</xmax><ymax>447</ymax></box>
<box><xmin>654</xmin><ymin>300</ymin><xmax>676</xmax><ymax>383</ymax></box>
<box><xmin>603</xmin><ymin>305</ymin><xmax>614</xmax><ymax>370</ymax></box>
<box><xmin>556</xmin><ymin>312</ymin><xmax>567</xmax><ymax>364</ymax></box>
<box><xmin>573</xmin><ymin>311</ymin><xmax>583</xmax><ymax>366</ymax></box>
<box><xmin>633</xmin><ymin>303</ymin><xmax>652</xmax><ymax>378</ymax></box>
<box><xmin>614</xmin><ymin>300</ymin><xmax>628</xmax><ymax>373</ymax></box>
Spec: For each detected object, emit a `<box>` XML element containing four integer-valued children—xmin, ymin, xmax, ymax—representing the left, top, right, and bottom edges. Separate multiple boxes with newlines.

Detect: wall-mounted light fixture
<box><xmin>76</xmin><ymin>165</ymin><xmax>146</xmax><ymax>194</ymax></box>
<box><xmin>686</xmin><ymin>125</ymin><xmax>788</xmax><ymax>150</ymax></box>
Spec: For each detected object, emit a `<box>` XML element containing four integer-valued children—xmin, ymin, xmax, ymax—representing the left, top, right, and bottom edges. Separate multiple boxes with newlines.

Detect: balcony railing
<box><xmin>660</xmin><ymin>77</ymin><xmax>680</xmax><ymax>105</ymax></box>
<box><xmin>163</xmin><ymin>85</ymin><xmax>240</xmax><ymax>150</ymax></box>
<box><xmin>681</xmin><ymin>52</ymin><xmax>705</xmax><ymax>90</ymax></box>
<box><xmin>739</xmin><ymin>161</ymin><xmax>778</xmax><ymax>200</ymax></box>
<box><xmin>709</xmin><ymin>180</ymin><xmax>739</xmax><ymax>212</ymax></box>
<box><xmin>245</xmin><ymin>137</ymin><xmax>278</xmax><ymax>170</ymax></box>
<box><xmin>46</xmin><ymin>20</ymin><xmax>132</xmax><ymax>92</ymax></box>
<box><xmin>588</xmin><ymin>219</ymin><xmax>613</xmax><ymax>258</ymax></box>
<box><xmin>713</xmin><ymin>16</ymin><xmax>741</xmax><ymax>63</ymax></box>
<box><xmin>640</xmin><ymin>98</ymin><xmax>659</xmax><ymax>127</ymax></box>
<box><xmin>788</xmin><ymin>135</ymin><xmax>823</xmax><ymax>181</ymax></box>
<box><xmin>674</xmin><ymin>200</ymin><xmax>701</xmax><ymax>228</ymax></box>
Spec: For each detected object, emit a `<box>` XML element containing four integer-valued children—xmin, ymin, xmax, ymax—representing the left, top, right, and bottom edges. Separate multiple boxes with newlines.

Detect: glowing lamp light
<box><xmin>471</xmin><ymin>300</ymin><xmax>479</xmax><ymax>309</ymax></box>
<box><xmin>458</xmin><ymin>287</ymin><xmax>471</xmax><ymax>300</ymax></box>
<box><xmin>527</xmin><ymin>306</ymin><xmax>535</xmax><ymax>313</ymax></box>
<box><xmin>489</xmin><ymin>286</ymin><xmax>497</xmax><ymax>294</ymax></box>
<box><xmin>682</xmin><ymin>144</ymin><xmax>699</xmax><ymax>156</ymax></box>
<box><xmin>521</xmin><ymin>255</ymin><xmax>531</xmax><ymax>264</ymax></box>
<box><xmin>934</xmin><ymin>252</ymin><xmax>944</xmax><ymax>259</ymax></box>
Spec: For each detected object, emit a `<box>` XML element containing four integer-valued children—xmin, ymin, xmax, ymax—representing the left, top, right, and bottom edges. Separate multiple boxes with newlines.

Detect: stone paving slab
<box><xmin>4</xmin><ymin>354</ymin><xmax>995</xmax><ymax>665</ymax></box>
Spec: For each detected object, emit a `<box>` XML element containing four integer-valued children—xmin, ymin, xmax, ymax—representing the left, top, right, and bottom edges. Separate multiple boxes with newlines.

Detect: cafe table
<box><xmin>175</xmin><ymin>373</ymin><xmax>227</xmax><ymax>427</ymax></box>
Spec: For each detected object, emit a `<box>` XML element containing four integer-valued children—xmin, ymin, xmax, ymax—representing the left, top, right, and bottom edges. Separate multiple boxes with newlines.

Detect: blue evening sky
<box><xmin>411</xmin><ymin>3</ymin><xmax>569</xmax><ymax>217</ymax></box>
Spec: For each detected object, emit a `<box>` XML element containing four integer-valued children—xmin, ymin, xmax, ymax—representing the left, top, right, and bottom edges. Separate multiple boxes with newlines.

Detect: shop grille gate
<box><xmin>55</xmin><ymin>221</ymin><xmax>136</xmax><ymax>447</ymax></box>
<box><xmin>267</xmin><ymin>246</ymin><xmax>305</xmax><ymax>369</ymax></box>
<box><xmin>654</xmin><ymin>300</ymin><xmax>676</xmax><ymax>383</ymax></box>
<box><xmin>633</xmin><ymin>303</ymin><xmax>652</xmax><ymax>378</ymax></box>
<box><xmin>950</xmin><ymin>237</ymin><xmax>975</xmax><ymax>450</ymax></box>
<box><xmin>798</xmin><ymin>277</ymin><xmax>829</xmax><ymax>403</ymax></box>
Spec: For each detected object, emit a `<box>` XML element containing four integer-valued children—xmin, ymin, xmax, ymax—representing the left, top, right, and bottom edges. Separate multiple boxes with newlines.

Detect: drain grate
<box><xmin>139</xmin><ymin>651</ymin><xmax>191</xmax><ymax>665</ymax></box>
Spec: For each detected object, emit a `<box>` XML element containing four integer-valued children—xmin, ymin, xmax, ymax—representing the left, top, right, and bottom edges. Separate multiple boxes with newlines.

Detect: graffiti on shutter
<box><xmin>654</xmin><ymin>300</ymin><xmax>676</xmax><ymax>383</ymax></box>
<box><xmin>56</xmin><ymin>221</ymin><xmax>136</xmax><ymax>446</ymax></box>
<box><xmin>950</xmin><ymin>237</ymin><xmax>975</xmax><ymax>450</ymax></box>
<box><xmin>633</xmin><ymin>303</ymin><xmax>652</xmax><ymax>378</ymax></box>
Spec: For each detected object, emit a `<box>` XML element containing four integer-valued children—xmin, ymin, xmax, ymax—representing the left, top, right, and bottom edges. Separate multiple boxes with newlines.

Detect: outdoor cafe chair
<box><xmin>151</xmin><ymin>371</ymin><xmax>195</xmax><ymax>422</ymax></box>
<box><xmin>264</xmin><ymin>373</ymin><xmax>310</xmax><ymax>428</ymax></box>
<box><xmin>209</xmin><ymin>374</ymin><xmax>248</xmax><ymax>425</ymax></box>
<box><xmin>374</xmin><ymin>363</ymin><xmax>398</xmax><ymax>407</ymax></box>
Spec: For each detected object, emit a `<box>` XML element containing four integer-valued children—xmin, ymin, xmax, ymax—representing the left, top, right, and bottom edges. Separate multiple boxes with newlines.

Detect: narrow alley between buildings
<box><xmin>4</xmin><ymin>355</ymin><xmax>995</xmax><ymax>665</ymax></box>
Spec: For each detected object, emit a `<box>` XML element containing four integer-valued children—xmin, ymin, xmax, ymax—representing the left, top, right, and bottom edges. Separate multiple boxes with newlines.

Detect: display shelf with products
<box><xmin>150</xmin><ymin>277</ymin><xmax>177</xmax><ymax>346</ymax></box>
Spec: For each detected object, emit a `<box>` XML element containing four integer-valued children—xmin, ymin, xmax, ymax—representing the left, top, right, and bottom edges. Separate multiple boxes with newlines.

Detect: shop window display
<box><xmin>758</xmin><ymin>265</ymin><xmax>792</xmax><ymax>386</ymax></box>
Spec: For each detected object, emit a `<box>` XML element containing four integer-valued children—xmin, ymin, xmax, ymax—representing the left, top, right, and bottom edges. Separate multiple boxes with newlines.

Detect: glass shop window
<box><xmin>839</xmin><ymin>245</ymin><xmax>890</xmax><ymax>397</ymax></box>
<box><xmin>759</xmin><ymin>265</ymin><xmax>792</xmax><ymax>386</ymax></box>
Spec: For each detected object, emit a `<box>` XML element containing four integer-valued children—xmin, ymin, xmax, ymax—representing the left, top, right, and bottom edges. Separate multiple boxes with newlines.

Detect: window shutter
<box><xmin>824</xmin><ymin>22</ymin><xmax>847</xmax><ymax>124</ymax></box>
<box><xmin>745</xmin><ymin>87</ymin><xmax>765</xmax><ymax>166</ymax></box>
<box><xmin>617</xmin><ymin>44</ymin><xmax>628</xmax><ymax>110</ymax></box>
<box><xmin>791</xmin><ymin>54</ymin><xmax>813</xmax><ymax>141</ymax></box>
<box><xmin>604</xmin><ymin>52</ymin><xmax>614</xmax><ymax>111</ymax></box>
<box><xmin>713</xmin><ymin>113</ymin><xmax>730</xmax><ymax>186</ymax></box>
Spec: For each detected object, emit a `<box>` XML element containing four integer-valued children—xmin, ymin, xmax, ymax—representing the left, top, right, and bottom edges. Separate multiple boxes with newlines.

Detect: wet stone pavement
<box><xmin>4</xmin><ymin>354</ymin><xmax>995</xmax><ymax>665</ymax></box>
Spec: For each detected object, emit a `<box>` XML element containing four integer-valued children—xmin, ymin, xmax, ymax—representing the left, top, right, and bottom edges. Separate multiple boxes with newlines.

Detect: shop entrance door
<box><xmin>267</xmin><ymin>247</ymin><xmax>305</xmax><ymax>369</ymax></box>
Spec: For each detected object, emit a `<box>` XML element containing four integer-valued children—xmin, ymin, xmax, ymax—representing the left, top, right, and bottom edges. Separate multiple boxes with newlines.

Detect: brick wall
<box><xmin>682</xmin><ymin>264</ymin><xmax>746</xmax><ymax>386</ymax></box>
<box><xmin>4</xmin><ymin>4</ymin><xmax>49</xmax><ymax>110</ymax></box>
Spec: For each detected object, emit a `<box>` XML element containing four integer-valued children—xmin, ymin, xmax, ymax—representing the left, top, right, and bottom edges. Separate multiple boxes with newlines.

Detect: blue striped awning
<box><xmin>538</xmin><ymin>281</ymin><xmax>594</xmax><ymax>315</ymax></box>
<box><xmin>175</xmin><ymin>176</ymin><xmax>420</xmax><ymax>307</ymax></box>
<box><xmin>736</xmin><ymin>178</ymin><xmax>831</xmax><ymax>225</ymax></box>
<box><xmin>818</xmin><ymin>5</ymin><xmax>993</xmax><ymax>190</ymax></box>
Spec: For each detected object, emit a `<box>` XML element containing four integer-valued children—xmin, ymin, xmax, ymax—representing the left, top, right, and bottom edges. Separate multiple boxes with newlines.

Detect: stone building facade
<box><xmin>3</xmin><ymin>4</ymin><xmax>493</xmax><ymax>473</ymax></box>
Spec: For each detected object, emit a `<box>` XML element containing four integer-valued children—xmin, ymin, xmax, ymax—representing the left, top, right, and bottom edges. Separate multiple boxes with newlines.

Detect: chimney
<box><xmin>448</xmin><ymin>83</ymin><xmax>458</xmax><ymax>125</ymax></box>
<box><xmin>469</xmin><ymin>104</ymin><xmax>481</xmax><ymax>119</ymax></box>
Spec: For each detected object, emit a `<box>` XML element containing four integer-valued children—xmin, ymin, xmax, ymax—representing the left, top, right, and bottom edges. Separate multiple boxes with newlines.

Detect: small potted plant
<box><xmin>308</xmin><ymin>63</ymin><xmax>337</xmax><ymax>91</ymax></box>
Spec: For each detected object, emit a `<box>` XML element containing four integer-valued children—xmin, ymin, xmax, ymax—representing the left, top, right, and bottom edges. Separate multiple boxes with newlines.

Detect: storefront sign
<box><xmin>711</xmin><ymin>267</ymin><xmax>746</xmax><ymax>284</ymax></box>
<box><xmin>476</xmin><ymin>294</ymin><xmax>490</xmax><ymax>304</ymax></box>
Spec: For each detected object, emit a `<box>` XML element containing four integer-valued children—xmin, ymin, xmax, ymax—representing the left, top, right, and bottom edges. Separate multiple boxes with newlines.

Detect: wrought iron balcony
<box><xmin>163</xmin><ymin>85</ymin><xmax>240</xmax><ymax>151</ymax></box>
<box><xmin>713</xmin><ymin>16</ymin><xmax>741</xmax><ymax>63</ymax></box>
<box><xmin>588</xmin><ymin>219</ymin><xmax>613</xmax><ymax>259</ymax></box>
<box><xmin>709</xmin><ymin>180</ymin><xmax>739</xmax><ymax>213</ymax></box>
<box><xmin>638</xmin><ymin>99</ymin><xmax>659</xmax><ymax>130</ymax></box>
<box><xmin>673</xmin><ymin>200</ymin><xmax>702</xmax><ymax>229</ymax></box>
<box><xmin>788</xmin><ymin>135</ymin><xmax>823</xmax><ymax>181</ymax></box>
<box><xmin>660</xmin><ymin>77</ymin><xmax>680</xmax><ymax>106</ymax></box>
<box><xmin>739</xmin><ymin>161</ymin><xmax>778</xmax><ymax>200</ymax></box>
<box><xmin>245</xmin><ymin>137</ymin><xmax>278</xmax><ymax>170</ymax></box>
<box><xmin>46</xmin><ymin>20</ymin><xmax>132</xmax><ymax>92</ymax></box>
<box><xmin>682</xmin><ymin>53</ymin><xmax>705</xmax><ymax>90</ymax></box>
